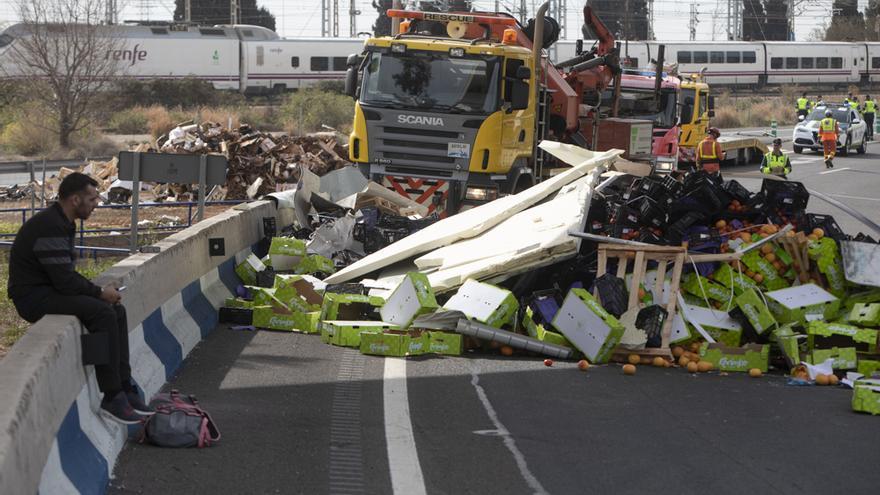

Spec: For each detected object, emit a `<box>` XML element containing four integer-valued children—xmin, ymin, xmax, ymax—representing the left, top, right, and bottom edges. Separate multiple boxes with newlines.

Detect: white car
<box><xmin>792</xmin><ymin>105</ymin><xmax>868</xmax><ymax>155</ymax></box>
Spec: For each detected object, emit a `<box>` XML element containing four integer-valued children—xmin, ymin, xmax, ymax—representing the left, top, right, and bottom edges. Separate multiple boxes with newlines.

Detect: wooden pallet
<box><xmin>594</xmin><ymin>243</ymin><xmax>687</xmax><ymax>359</ymax></box>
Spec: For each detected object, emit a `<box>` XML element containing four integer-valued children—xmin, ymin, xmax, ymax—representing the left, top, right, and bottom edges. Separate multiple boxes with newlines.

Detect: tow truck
<box><xmin>343</xmin><ymin>3</ymin><xmax>619</xmax><ymax>215</ymax></box>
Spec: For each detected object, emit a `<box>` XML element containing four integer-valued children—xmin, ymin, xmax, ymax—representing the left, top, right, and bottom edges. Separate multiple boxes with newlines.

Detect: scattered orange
<box><xmin>687</xmin><ymin>361</ymin><xmax>699</xmax><ymax>373</ymax></box>
<box><xmin>623</xmin><ymin>364</ymin><xmax>637</xmax><ymax>375</ymax></box>
<box><xmin>628</xmin><ymin>354</ymin><xmax>641</xmax><ymax>365</ymax></box>
<box><xmin>652</xmin><ymin>357</ymin><xmax>666</xmax><ymax>367</ymax></box>
<box><xmin>577</xmin><ymin>359</ymin><xmax>590</xmax><ymax>371</ymax></box>
<box><xmin>672</xmin><ymin>346</ymin><xmax>685</xmax><ymax>358</ymax></box>
<box><xmin>749</xmin><ymin>368</ymin><xmax>763</xmax><ymax>377</ymax></box>
<box><xmin>813</xmin><ymin>228</ymin><xmax>825</xmax><ymax>239</ymax></box>
<box><xmin>500</xmin><ymin>345</ymin><xmax>514</xmax><ymax>356</ymax></box>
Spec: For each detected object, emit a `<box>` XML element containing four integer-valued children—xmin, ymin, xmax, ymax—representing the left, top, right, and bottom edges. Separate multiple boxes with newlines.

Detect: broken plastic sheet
<box><xmin>840</xmin><ymin>241</ymin><xmax>880</xmax><ymax>288</ymax></box>
<box><xmin>306</xmin><ymin>214</ymin><xmax>363</xmax><ymax>258</ymax></box>
<box><xmin>322</xmin><ymin>144</ymin><xmax>622</xmax><ymax>284</ymax></box>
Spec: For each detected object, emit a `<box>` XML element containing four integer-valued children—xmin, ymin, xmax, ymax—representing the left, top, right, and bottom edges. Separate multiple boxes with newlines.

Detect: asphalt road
<box><xmin>110</xmin><ymin>145</ymin><xmax>880</xmax><ymax>494</ymax></box>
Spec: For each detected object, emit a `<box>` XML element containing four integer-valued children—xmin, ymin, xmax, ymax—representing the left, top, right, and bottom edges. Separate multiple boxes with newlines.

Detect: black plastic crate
<box><xmin>593</xmin><ymin>274</ymin><xmax>628</xmax><ymax>318</ymax></box>
<box><xmin>722</xmin><ymin>180</ymin><xmax>753</xmax><ymax>203</ymax></box>
<box><xmin>325</xmin><ymin>283</ymin><xmax>367</xmax><ymax>295</ymax></box>
<box><xmin>636</xmin><ymin>305</ymin><xmax>668</xmax><ymax>348</ymax></box>
<box><xmin>636</xmin><ymin>196</ymin><xmax>668</xmax><ymax>228</ymax></box>
<box><xmin>219</xmin><ymin>307</ymin><xmax>253</xmax><ymax>325</ymax></box>
<box><xmin>256</xmin><ymin>268</ymin><xmax>277</xmax><ymax>288</ymax></box>
<box><xmin>803</xmin><ymin>213</ymin><xmax>847</xmax><ymax>241</ymax></box>
<box><xmin>612</xmin><ymin>204</ymin><xmax>642</xmax><ymax>226</ymax></box>
<box><xmin>760</xmin><ymin>179</ymin><xmax>809</xmax><ymax>212</ymax></box>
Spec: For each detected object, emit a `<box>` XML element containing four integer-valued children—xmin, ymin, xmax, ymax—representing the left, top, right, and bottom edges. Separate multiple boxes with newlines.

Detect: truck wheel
<box><xmin>858</xmin><ymin>136</ymin><xmax>867</xmax><ymax>154</ymax></box>
<box><xmin>513</xmin><ymin>175</ymin><xmax>533</xmax><ymax>194</ymax></box>
<box><xmin>793</xmin><ymin>145</ymin><xmax>803</xmax><ymax>154</ymax></box>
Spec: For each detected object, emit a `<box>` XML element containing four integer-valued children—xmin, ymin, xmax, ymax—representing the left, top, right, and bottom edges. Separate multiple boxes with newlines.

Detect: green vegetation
<box><xmin>281</xmin><ymin>88</ymin><xmax>355</xmax><ymax>134</ymax></box>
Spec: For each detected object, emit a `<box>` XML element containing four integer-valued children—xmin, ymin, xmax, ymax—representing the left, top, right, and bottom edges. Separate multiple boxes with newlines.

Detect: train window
<box><xmin>726</xmin><ymin>52</ymin><xmax>740</xmax><ymax>63</ymax></box>
<box><xmin>801</xmin><ymin>58</ymin><xmax>813</xmax><ymax>69</ymax></box>
<box><xmin>311</xmin><ymin>57</ymin><xmax>329</xmax><ymax>71</ymax></box>
<box><xmin>785</xmin><ymin>58</ymin><xmax>798</xmax><ymax>69</ymax></box>
<box><xmin>256</xmin><ymin>46</ymin><xmax>264</xmax><ymax>66</ymax></box>
<box><xmin>242</xmin><ymin>29</ymin><xmax>254</xmax><ymax>38</ymax></box>
<box><xmin>332</xmin><ymin>57</ymin><xmax>348</xmax><ymax>71</ymax></box>
<box><xmin>199</xmin><ymin>28</ymin><xmax>226</xmax><ymax>36</ymax></box>
<box><xmin>291</xmin><ymin>56</ymin><xmax>300</xmax><ymax>68</ymax></box>
<box><xmin>770</xmin><ymin>57</ymin><xmax>783</xmax><ymax>69</ymax></box>
<box><xmin>677</xmin><ymin>51</ymin><xmax>691</xmax><ymax>63</ymax></box>
<box><xmin>742</xmin><ymin>51</ymin><xmax>756</xmax><ymax>63</ymax></box>
<box><xmin>816</xmin><ymin>57</ymin><xmax>829</xmax><ymax>69</ymax></box>
<box><xmin>710</xmin><ymin>51</ymin><xmax>724</xmax><ymax>64</ymax></box>
<box><xmin>150</xmin><ymin>28</ymin><xmax>168</xmax><ymax>35</ymax></box>
<box><xmin>831</xmin><ymin>57</ymin><xmax>843</xmax><ymax>68</ymax></box>
<box><xmin>693</xmin><ymin>51</ymin><xmax>708</xmax><ymax>64</ymax></box>
<box><xmin>872</xmin><ymin>57</ymin><xmax>880</xmax><ymax>69</ymax></box>
<box><xmin>622</xmin><ymin>57</ymin><xmax>639</xmax><ymax>68</ymax></box>
<box><xmin>0</xmin><ymin>34</ymin><xmax>13</xmax><ymax>48</ymax></box>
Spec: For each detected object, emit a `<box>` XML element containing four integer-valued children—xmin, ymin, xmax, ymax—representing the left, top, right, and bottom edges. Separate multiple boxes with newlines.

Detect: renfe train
<box><xmin>4</xmin><ymin>21</ymin><xmax>880</xmax><ymax>92</ymax></box>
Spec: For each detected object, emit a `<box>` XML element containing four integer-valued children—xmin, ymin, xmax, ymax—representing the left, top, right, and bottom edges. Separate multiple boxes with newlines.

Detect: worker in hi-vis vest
<box><xmin>696</xmin><ymin>127</ymin><xmax>724</xmax><ymax>174</ymax></box>
<box><xmin>796</xmin><ymin>92</ymin><xmax>810</xmax><ymax>120</ymax></box>
<box><xmin>760</xmin><ymin>138</ymin><xmax>792</xmax><ymax>178</ymax></box>
<box><xmin>818</xmin><ymin>110</ymin><xmax>839</xmax><ymax>169</ymax></box>
<box><xmin>863</xmin><ymin>95</ymin><xmax>876</xmax><ymax>140</ymax></box>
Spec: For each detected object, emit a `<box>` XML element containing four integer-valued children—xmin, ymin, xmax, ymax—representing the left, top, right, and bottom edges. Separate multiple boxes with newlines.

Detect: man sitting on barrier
<box><xmin>7</xmin><ymin>172</ymin><xmax>154</xmax><ymax>424</ymax></box>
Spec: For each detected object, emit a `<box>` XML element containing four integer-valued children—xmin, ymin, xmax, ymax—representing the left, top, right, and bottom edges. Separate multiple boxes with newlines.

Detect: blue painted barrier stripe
<box><xmin>142</xmin><ymin>310</ymin><xmax>183</xmax><ymax>380</ymax></box>
<box><xmin>182</xmin><ymin>280</ymin><xmax>219</xmax><ymax>338</ymax></box>
<box><xmin>56</xmin><ymin>402</ymin><xmax>108</xmax><ymax>495</ymax></box>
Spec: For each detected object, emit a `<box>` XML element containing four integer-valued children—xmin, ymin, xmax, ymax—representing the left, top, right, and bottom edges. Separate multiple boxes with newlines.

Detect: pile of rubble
<box><xmin>4</xmin><ymin>123</ymin><xmax>350</xmax><ymax>204</ymax></box>
<box><xmin>219</xmin><ymin>141</ymin><xmax>880</xmax><ymax>416</ymax></box>
<box><xmin>157</xmin><ymin>122</ymin><xmax>349</xmax><ymax>200</ymax></box>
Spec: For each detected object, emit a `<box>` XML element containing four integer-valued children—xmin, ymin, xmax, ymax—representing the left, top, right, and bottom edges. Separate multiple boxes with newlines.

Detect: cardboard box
<box><xmin>765</xmin><ymin>284</ymin><xmax>840</xmax><ymax>326</ymax></box>
<box><xmin>807</xmin><ymin>321</ymin><xmax>879</xmax><ymax>353</ymax></box>
<box><xmin>296</xmin><ymin>254</ymin><xmax>337</xmax><ymax>275</ymax></box>
<box><xmin>852</xmin><ymin>378</ymin><xmax>880</xmax><ymax>415</ymax></box>
<box><xmin>857</xmin><ymin>359</ymin><xmax>880</xmax><ymax>377</ymax></box>
<box><xmin>682</xmin><ymin>273</ymin><xmax>732</xmax><ymax>303</ymax></box>
<box><xmin>442</xmin><ymin>279</ymin><xmax>519</xmax><ymax>329</ymax></box>
<box><xmin>427</xmin><ymin>331</ymin><xmax>463</xmax><ymax>356</ymax></box>
<box><xmin>678</xmin><ymin>302</ymin><xmax>743</xmax><ymax>345</ymax></box>
<box><xmin>224</xmin><ymin>297</ymin><xmax>254</xmax><ymax>309</ymax></box>
<box><xmin>296</xmin><ymin>311</ymin><xmax>322</xmax><ymax>334</ymax></box>
<box><xmin>359</xmin><ymin>330</ymin><xmax>429</xmax><ymax>356</ymax></box>
<box><xmin>807</xmin><ymin>347</ymin><xmax>858</xmax><ymax>370</ymax></box>
<box><xmin>252</xmin><ymin>287</ymin><xmax>280</xmax><ymax>307</ymax></box>
<box><xmin>712</xmin><ymin>263</ymin><xmax>759</xmax><ymax>295</ymax></box>
<box><xmin>379</xmin><ymin>273</ymin><xmax>440</xmax><ymax>328</ymax></box>
<box><xmin>252</xmin><ymin>305</ymin><xmax>298</xmax><ymax>331</ymax></box>
<box><xmin>742</xmin><ymin>250</ymin><xmax>789</xmax><ymax>290</ymax></box>
<box><xmin>551</xmin><ymin>288</ymin><xmax>624</xmax><ymax>364</ymax></box>
<box><xmin>235</xmin><ymin>253</ymin><xmax>266</xmax><ymax>286</ymax></box>
<box><xmin>268</xmin><ymin>238</ymin><xmax>306</xmax><ymax>271</ymax></box>
<box><xmin>844</xmin><ymin>289</ymin><xmax>880</xmax><ymax>312</ymax></box>
<box><xmin>849</xmin><ymin>303</ymin><xmax>880</xmax><ymax>327</ymax></box>
<box><xmin>734</xmin><ymin>289</ymin><xmax>778</xmax><ymax>335</ymax></box>
<box><xmin>669</xmin><ymin>313</ymin><xmax>693</xmax><ymax>345</ymax></box>
<box><xmin>321</xmin><ymin>320</ymin><xmax>395</xmax><ymax>347</ymax></box>
<box><xmin>274</xmin><ymin>275</ymin><xmax>323</xmax><ymax>313</ymax></box>
<box><xmin>699</xmin><ymin>343</ymin><xmax>770</xmax><ymax>372</ymax></box>
<box><xmin>523</xmin><ymin>307</ymin><xmax>574</xmax><ymax>349</ymax></box>
<box><xmin>320</xmin><ymin>293</ymin><xmax>385</xmax><ymax>322</ymax></box>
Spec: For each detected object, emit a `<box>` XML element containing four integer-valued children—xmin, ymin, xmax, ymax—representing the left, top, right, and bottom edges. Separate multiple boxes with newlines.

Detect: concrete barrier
<box><xmin>0</xmin><ymin>200</ymin><xmax>294</xmax><ymax>494</ymax></box>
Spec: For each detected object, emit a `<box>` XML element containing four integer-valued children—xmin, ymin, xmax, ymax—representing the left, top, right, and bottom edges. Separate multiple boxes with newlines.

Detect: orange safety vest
<box><xmin>697</xmin><ymin>137</ymin><xmax>721</xmax><ymax>162</ymax></box>
<box><xmin>819</xmin><ymin>117</ymin><xmax>837</xmax><ymax>141</ymax></box>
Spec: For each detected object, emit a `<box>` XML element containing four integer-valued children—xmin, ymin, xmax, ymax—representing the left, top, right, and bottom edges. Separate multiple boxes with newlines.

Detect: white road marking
<box><xmin>470</xmin><ymin>366</ymin><xmax>548</xmax><ymax>495</ymax></box>
<box><xmin>384</xmin><ymin>358</ymin><xmax>427</xmax><ymax>495</ymax></box>
<box><xmin>819</xmin><ymin>167</ymin><xmax>851</xmax><ymax>175</ymax></box>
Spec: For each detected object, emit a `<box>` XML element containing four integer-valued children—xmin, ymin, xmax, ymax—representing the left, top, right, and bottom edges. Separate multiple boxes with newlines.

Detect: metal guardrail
<box><xmin>0</xmin><ymin>199</ymin><xmax>250</xmax><ymax>258</ymax></box>
<box><xmin>0</xmin><ymin>157</ymin><xmax>113</xmax><ymax>175</ymax></box>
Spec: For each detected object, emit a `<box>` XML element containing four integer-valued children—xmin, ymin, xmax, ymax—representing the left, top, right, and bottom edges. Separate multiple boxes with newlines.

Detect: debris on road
<box><xmin>215</xmin><ymin>140</ymin><xmax>879</xmax><ymax>417</ymax></box>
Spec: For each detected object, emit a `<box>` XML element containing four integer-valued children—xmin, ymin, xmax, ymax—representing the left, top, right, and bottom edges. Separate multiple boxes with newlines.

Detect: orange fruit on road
<box><xmin>622</xmin><ymin>364</ymin><xmax>636</xmax><ymax>375</ymax></box>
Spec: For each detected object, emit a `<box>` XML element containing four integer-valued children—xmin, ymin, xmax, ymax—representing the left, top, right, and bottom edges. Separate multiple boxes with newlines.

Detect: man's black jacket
<box><xmin>7</xmin><ymin>202</ymin><xmax>102</xmax><ymax>301</ymax></box>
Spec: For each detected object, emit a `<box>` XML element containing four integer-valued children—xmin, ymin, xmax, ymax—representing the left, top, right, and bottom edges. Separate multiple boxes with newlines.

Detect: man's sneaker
<box><xmin>126</xmin><ymin>390</ymin><xmax>155</xmax><ymax>416</ymax></box>
<box><xmin>100</xmin><ymin>391</ymin><xmax>145</xmax><ymax>424</ymax></box>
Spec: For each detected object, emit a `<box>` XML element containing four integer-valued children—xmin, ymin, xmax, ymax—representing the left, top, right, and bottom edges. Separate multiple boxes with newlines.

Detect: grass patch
<box><xmin>0</xmin><ymin>251</ymin><xmax>124</xmax><ymax>359</ymax></box>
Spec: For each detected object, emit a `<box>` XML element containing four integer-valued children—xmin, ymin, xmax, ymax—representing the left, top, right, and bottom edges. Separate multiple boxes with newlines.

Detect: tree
<box><xmin>2</xmin><ymin>0</ymin><xmax>122</xmax><ymax>148</ymax></box>
<box><xmin>173</xmin><ymin>0</ymin><xmax>276</xmax><ymax>32</ymax></box>
<box><xmin>587</xmin><ymin>0</ymin><xmax>650</xmax><ymax>41</ymax></box>
<box><xmin>865</xmin><ymin>0</ymin><xmax>880</xmax><ymax>40</ymax></box>
<box><xmin>824</xmin><ymin>0</ymin><xmax>865</xmax><ymax>41</ymax></box>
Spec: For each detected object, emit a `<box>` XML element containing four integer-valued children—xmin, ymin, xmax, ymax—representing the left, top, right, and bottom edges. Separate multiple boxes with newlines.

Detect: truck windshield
<box><xmin>604</xmin><ymin>88</ymin><xmax>678</xmax><ymax>127</ymax></box>
<box><xmin>360</xmin><ymin>51</ymin><xmax>500</xmax><ymax>114</ymax></box>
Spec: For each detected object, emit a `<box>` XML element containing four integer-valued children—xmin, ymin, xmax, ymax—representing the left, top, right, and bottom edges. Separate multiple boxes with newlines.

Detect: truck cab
<box><xmin>347</xmin><ymin>21</ymin><xmax>537</xmax><ymax>215</ymax></box>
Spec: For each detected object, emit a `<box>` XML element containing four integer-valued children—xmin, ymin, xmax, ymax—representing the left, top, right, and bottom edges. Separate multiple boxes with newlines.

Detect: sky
<box><xmin>0</xmin><ymin>0</ymin><xmax>874</xmax><ymax>42</ymax></box>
